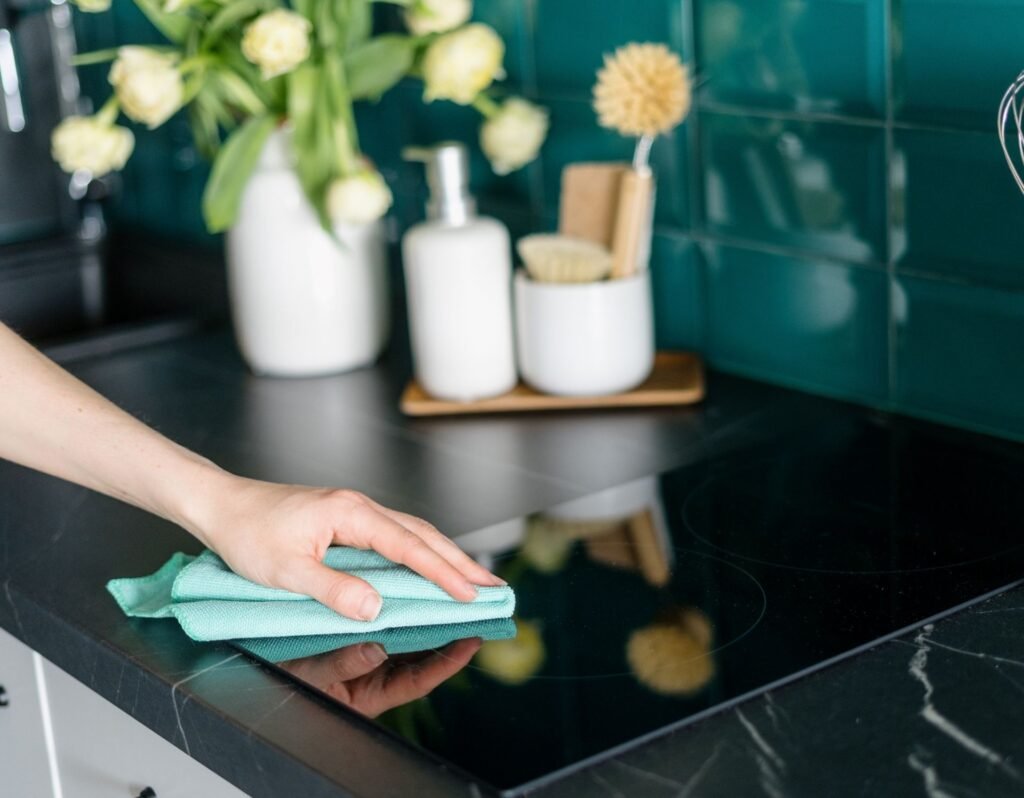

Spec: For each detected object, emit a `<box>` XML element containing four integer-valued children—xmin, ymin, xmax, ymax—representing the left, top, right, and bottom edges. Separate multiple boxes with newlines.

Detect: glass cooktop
<box><xmin>236</xmin><ymin>414</ymin><xmax>1024</xmax><ymax>794</ymax></box>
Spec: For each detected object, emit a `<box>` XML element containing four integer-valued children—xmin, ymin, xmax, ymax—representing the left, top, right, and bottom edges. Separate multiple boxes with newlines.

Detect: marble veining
<box><xmin>908</xmin><ymin>625</ymin><xmax>1019</xmax><ymax>779</ymax></box>
<box><xmin>170</xmin><ymin>652</ymin><xmax>242</xmax><ymax>755</ymax></box>
<box><xmin>675</xmin><ymin>742</ymin><xmax>724</xmax><ymax>798</ymax></box>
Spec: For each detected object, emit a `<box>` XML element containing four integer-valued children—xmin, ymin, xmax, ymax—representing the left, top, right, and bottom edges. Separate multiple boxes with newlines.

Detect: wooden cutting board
<box><xmin>400</xmin><ymin>352</ymin><xmax>705</xmax><ymax>417</ymax></box>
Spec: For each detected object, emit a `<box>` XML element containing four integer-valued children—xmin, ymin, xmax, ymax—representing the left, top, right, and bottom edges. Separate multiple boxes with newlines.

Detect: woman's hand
<box><xmin>280</xmin><ymin>637</ymin><xmax>482</xmax><ymax>717</ymax></box>
<box><xmin>187</xmin><ymin>475</ymin><xmax>505</xmax><ymax>621</ymax></box>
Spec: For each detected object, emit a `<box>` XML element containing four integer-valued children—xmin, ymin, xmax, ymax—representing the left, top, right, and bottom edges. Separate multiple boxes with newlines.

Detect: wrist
<box><xmin>160</xmin><ymin>448</ymin><xmax>241</xmax><ymax>549</ymax></box>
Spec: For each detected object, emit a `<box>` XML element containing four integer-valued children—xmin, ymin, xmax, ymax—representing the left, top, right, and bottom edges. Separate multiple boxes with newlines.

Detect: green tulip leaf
<box><xmin>202</xmin><ymin>114</ymin><xmax>277</xmax><ymax>232</ymax></box>
<box><xmin>345</xmin><ymin>35</ymin><xmax>415</xmax><ymax>101</ymax></box>
<box><xmin>132</xmin><ymin>0</ymin><xmax>191</xmax><ymax>44</ymax></box>
<box><xmin>203</xmin><ymin>0</ymin><xmax>272</xmax><ymax>48</ymax></box>
<box><xmin>344</xmin><ymin>0</ymin><xmax>373</xmax><ymax>48</ymax></box>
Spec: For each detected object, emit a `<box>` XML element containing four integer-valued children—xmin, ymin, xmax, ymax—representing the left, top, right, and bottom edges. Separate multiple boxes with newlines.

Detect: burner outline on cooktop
<box><xmin>427</xmin><ymin>547</ymin><xmax>768</xmax><ymax>682</ymax></box>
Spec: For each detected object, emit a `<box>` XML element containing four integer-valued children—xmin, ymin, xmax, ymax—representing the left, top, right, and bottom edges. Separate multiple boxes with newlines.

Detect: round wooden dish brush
<box><xmin>594</xmin><ymin>43</ymin><xmax>691</xmax><ymax>279</ymax></box>
<box><xmin>517</xmin><ymin>234</ymin><xmax>613</xmax><ymax>284</ymax></box>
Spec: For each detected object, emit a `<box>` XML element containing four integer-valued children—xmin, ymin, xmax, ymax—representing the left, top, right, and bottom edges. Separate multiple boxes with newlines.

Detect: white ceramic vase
<box><xmin>226</xmin><ymin>131</ymin><xmax>390</xmax><ymax>377</ymax></box>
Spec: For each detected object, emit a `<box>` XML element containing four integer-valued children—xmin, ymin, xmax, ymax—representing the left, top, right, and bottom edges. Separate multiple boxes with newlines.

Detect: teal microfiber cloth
<box><xmin>236</xmin><ymin>617</ymin><xmax>517</xmax><ymax>663</ymax></box>
<box><xmin>107</xmin><ymin>548</ymin><xmax>516</xmax><ymax>643</ymax></box>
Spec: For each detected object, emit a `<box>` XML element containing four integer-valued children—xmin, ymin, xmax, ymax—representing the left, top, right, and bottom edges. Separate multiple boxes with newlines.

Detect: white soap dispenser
<box><xmin>401</xmin><ymin>142</ymin><xmax>517</xmax><ymax>401</ymax></box>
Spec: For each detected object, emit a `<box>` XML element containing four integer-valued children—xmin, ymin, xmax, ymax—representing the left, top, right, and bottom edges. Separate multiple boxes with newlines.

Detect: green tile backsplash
<box><xmin>894</xmin><ymin>0</ymin><xmax>1024</xmax><ymax>130</ymax></box>
<box><xmin>705</xmin><ymin>243</ymin><xmax>890</xmax><ymax>403</ymax></box>
<box><xmin>533</xmin><ymin>0</ymin><xmax>688</xmax><ymax>95</ymax></box>
<box><xmin>701</xmin><ymin>111</ymin><xmax>887</xmax><ymax>263</ymax></box>
<box><xmin>696</xmin><ymin>0</ymin><xmax>887</xmax><ymax>117</ymax></box>
<box><xmin>893</xmin><ymin>127</ymin><xmax>1024</xmax><ymax>291</ymax></box>
<box><xmin>77</xmin><ymin>0</ymin><xmax>1024</xmax><ymax>440</ymax></box>
<box><xmin>894</xmin><ymin>274</ymin><xmax>1024</xmax><ymax>439</ymax></box>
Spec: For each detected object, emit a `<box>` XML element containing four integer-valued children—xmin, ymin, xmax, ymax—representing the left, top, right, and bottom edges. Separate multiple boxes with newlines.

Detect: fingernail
<box><xmin>463</xmin><ymin>582</ymin><xmax>478</xmax><ymax>600</ymax></box>
<box><xmin>359</xmin><ymin>593</ymin><xmax>383</xmax><ymax>621</ymax></box>
<box><xmin>361</xmin><ymin>643</ymin><xmax>387</xmax><ymax>666</ymax></box>
<box><xmin>492</xmin><ymin>576</ymin><xmax>508</xmax><ymax>586</ymax></box>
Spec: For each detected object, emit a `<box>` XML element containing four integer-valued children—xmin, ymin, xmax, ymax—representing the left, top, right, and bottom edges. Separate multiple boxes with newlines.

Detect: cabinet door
<box><xmin>42</xmin><ymin>660</ymin><xmax>248</xmax><ymax>798</ymax></box>
<box><xmin>0</xmin><ymin>627</ymin><xmax>57</xmax><ymax>797</ymax></box>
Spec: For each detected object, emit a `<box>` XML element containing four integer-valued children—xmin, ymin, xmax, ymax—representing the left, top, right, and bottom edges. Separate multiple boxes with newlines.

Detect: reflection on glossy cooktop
<box><xmin>236</xmin><ymin>415</ymin><xmax>1024</xmax><ymax>794</ymax></box>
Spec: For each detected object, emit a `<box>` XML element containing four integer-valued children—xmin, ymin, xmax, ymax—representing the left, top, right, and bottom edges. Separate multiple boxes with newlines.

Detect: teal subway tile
<box><xmin>169</xmin><ymin>126</ymin><xmax>215</xmax><ymax>243</ymax></box>
<box><xmin>701</xmin><ymin>111</ymin><xmax>887</xmax><ymax>263</ymax></box>
<box><xmin>540</xmin><ymin>97</ymin><xmax>690</xmax><ymax>229</ymax></box>
<box><xmin>473</xmin><ymin>0</ymin><xmax>533</xmax><ymax>92</ymax></box>
<box><xmin>894</xmin><ymin>127</ymin><xmax>1024</xmax><ymax>290</ymax></box>
<box><xmin>72</xmin><ymin>7</ymin><xmax>117</xmax><ymax>52</ymax></box>
<box><xmin>706</xmin><ymin>243</ymin><xmax>889</xmax><ymax>402</ymax></box>
<box><xmin>115</xmin><ymin>116</ymin><xmax>209</xmax><ymax>240</ymax></box>
<box><xmin>894</xmin><ymin>274</ymin><xmax>1024</xmax><ymax>440</ymax></box>
<box><xmin>354</xmin><ymin>90</ymin><xmax>407</xmax><ymax>188</ymax></box>
<box><xmin>110</xmin><ymin>0</ymin><xmax>165</xmax><ymax>45</ymax></box>
<box><xmin>696</xmin><ymin>0</ymin><xmax>886</xmax><ymax>117</ymax></box>
<box><xmin>73</xmin><ymin>10</ymin><xmax>117</xmax><ymax>113</ymax></box>
<box><xmin>533</xmin><ymin>0</ymin><xmax>687</xmax><ymax>97</ymax></box>
<box><xmin>895</xmin><ymin>0</ymin><xmax>1024</xmax><ymax>130</ymax></box>
<box><xmin>480</xmin><ymin>200</ymin><xmax>539</xmax><ymax>243</ymax></box>
<box><xmin>650</xmin><ymin>234</ymin><xmax>705</xmax><ymax>351</ymax></box>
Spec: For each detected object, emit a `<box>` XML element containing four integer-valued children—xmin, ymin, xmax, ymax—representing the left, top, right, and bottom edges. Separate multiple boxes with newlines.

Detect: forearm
<box><xmin>0</xmin><ymin>322</ymin><xmax>229</xmax><ymax>542</ymax></box>
<box><xmin>0</xmin><ymin>323</ymin><xmax>501</xmax><ymax>615</ymax></box>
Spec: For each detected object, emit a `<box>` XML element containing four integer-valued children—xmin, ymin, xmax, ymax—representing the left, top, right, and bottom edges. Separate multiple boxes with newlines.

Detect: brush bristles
<box><xmin>593</xmin><ymin>43</ymin><xmax>692</xmax><ymax>138</ymax></box>
<box><xmin>517</xmin><ymin>234</ymin><xmax>613</xmax><ymax>284</ymax></box>
<box><xmin>626</xmin><ymin>608</ymin><xmax>715</xmax><ymax>695</ymax></box>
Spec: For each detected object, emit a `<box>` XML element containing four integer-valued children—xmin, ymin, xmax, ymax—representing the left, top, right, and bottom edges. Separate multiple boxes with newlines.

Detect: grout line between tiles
<box><xmin>885</xmin><ymin>0</ymin><xmax>900</xmax><ymax>407</ymax></box>
<box><xmin>662</xmin><ymin>229</ymin><xmax>889</xmax><ymax>273</ymax></box>
<box><xmin>697</xmin><ymin>99</ymin><xmax>1005</xmax><ymax>138</ymax></box>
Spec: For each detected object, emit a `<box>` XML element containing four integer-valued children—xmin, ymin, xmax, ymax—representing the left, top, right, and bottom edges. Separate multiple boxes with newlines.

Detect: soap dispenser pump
<box><xmin>401</xmin><ymin>142</ymin><xmax>517</xmax><ymax>401</ymax></box>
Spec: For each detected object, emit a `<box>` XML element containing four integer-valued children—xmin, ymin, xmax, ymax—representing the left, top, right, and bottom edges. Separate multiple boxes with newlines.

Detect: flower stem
<box><xmin>323</xmin><ymin>53</ymin><xmax>361</xmax><ymax>176</ymax></box>
<box><xmin>96</xmin><ymin>96</ymin><xmax>120</xmax><ymax>126</ymax></box>
<box><xmin>71</xmin><ymin>47</ymin><xmax>121</xmax><ymax>67</ymax></box>
<box><xmin>333</xmin><ymin>121</ymin><xmax>358</xmax><ymax>175</ymax></box>
<box><xmin>472</xmin><ymin>93</ymin><xmax>501</xmax><ymax>119</ymax></box>
<box><xmin>179</xmin><ymin>54</ymin><xmax>214</xmax><ymax>75</ymax></box>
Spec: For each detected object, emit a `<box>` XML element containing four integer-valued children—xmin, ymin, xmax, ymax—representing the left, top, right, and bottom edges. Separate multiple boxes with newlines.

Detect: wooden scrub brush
<box><xmin>517</xmin><ymin>233</ymin><xmax>614</xmax><ymax>284</ymax></box>
<box><xmin>594</xmin><ymin>43</ymin><xmax>692</xmax><ymax>278</ymax></box>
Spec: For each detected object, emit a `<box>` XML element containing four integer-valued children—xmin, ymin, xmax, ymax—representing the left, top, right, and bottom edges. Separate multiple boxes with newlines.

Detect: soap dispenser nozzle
<box><xmin>402</xmin><ymin>141</ymin><xmax>476</xmax><ymax>226</ymax></box>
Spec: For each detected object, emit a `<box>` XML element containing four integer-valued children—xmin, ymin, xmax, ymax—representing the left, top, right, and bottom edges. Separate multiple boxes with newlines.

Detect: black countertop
<box><xmin>2</xmin><ymin>328</ymin><xmax>1024</xmax><ymax>797</ymax></box>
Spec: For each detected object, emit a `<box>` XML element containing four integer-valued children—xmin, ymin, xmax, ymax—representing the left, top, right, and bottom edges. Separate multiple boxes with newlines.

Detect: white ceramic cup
<box><xmin>514</xmin><ymin>269</ymin><xmax>655</xmax><ymax>396</ymax></box>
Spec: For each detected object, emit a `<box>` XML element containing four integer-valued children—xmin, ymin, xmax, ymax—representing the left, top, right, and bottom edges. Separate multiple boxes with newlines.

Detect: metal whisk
<box><xmin>998</xmin><ymin>70</ymin><xmax>1024</xmax><ymax>194</ymax></box>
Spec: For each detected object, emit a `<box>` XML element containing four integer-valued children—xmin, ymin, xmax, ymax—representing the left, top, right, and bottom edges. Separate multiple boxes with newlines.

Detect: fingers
<box><xmin>362</xmin><ymin>499</ymin><xmax>505</xmax><ymax>587</ymax></box>
<box><xmin>345</xmin><ymin>503</ymin><xmax>480</xmax><ymax>602</ymax></box>
<box><xmin>281</xmin><ymin>642</ymin><xmax>387</xmax><ymax>687</ymax></box>
<box><xmin>387</xmin><ymin>638</ymin><xmax>482</xmax><ymax>699</ymax></box>
<box><xmin>325</xmin><ymin>643</ymin><xmax>389</xmax><ymax>681</ymax></box>
<box><xmin>282</xmin><ymin>558</ymin><xmax>384</xmax><ymax>621</ymax></box>
<box><xmin>360</xmin><ymin>638</ymin><xmax>482</xmax><ymax>715</ymax></box>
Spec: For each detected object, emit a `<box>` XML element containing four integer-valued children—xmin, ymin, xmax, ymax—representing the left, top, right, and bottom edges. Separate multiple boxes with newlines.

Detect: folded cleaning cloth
<box><xmin>107</xmin><ymin>548</ymin><xmax>516</xmax><ymax>643</ymax></box>
<box><xmin>236</xmin><ymin>617</ymin><xmax>517</xmax><ymax>663</ymax></box>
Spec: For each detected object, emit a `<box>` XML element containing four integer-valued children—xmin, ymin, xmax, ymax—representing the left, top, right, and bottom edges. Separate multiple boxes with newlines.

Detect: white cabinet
<box><xmin>0</xmin><ymin>627</ymin><xmax>58</xmax><ymax>797</ymax></box>
<box><xmin>0</xmin><ymin>626</ymin><xmax>248</xmax><ymax>798</ymax></box>
<box><xmin>42</xmin><ymin>660</ymin><xmax>248</xmax><ymax>798</ymax></box>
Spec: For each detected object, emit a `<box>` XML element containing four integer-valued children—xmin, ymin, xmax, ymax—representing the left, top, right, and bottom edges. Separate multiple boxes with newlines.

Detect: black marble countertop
<box><xmin>2</xmin><ymin>328</ymin><xmax>1023</xmax><ymax>798</ymax></box>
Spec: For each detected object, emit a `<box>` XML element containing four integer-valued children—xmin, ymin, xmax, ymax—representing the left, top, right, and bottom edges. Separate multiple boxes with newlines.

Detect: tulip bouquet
<box><xmin>53</xmin><ymin>0</ymin><xmax>549</xmax><ymax>232</ymax></box>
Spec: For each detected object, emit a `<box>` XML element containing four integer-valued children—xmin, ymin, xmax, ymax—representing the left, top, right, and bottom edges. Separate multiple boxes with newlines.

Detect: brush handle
<box><xmin>627</xmin><ymin>509</ymin><xmax>671</xmax><ymax>588</ymax></box>
<box><xmin>610</xmin><ymin>168</ymin><xmax>654</xmax><ymax>279</ymax></box>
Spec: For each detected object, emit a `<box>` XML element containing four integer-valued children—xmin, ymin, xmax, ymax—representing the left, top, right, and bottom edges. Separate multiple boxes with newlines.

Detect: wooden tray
<box><xmin>400</xmin><ymin>352</ymin><xmax>705</xmax><ymax>417</ymax></box>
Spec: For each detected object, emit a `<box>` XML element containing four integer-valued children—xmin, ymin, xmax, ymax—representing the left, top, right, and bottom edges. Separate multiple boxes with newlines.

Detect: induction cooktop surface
<box><xmin>236</xmin><ymin>413</ymin><xmax>1024</xmax><ymax>794</ymax></box>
